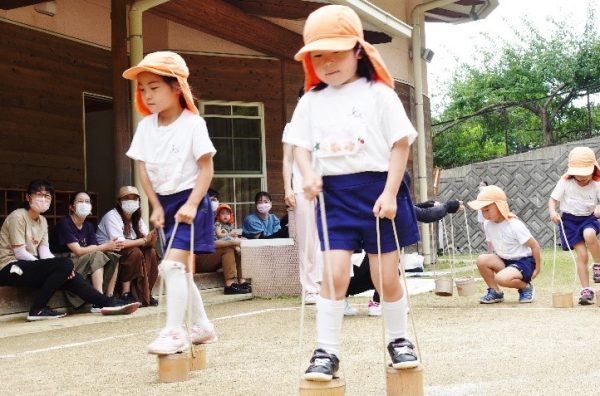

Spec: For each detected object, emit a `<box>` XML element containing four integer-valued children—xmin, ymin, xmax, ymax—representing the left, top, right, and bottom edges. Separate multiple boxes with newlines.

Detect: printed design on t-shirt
<box><xmin>30</xmin><ymin>237</ymin><xmax>40</xmax><ymax>248</ymax></box>
<box><xmin>313</xmin><ymin>110</ymin><xmax>366</xmax><ymax>158</ymax></box>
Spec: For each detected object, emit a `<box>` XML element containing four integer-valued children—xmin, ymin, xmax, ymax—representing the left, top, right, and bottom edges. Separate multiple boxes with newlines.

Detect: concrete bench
<box><xmin>0</xmin><ymin>287</ymin><xmax>68</xmax><ymax>315</ymax></box>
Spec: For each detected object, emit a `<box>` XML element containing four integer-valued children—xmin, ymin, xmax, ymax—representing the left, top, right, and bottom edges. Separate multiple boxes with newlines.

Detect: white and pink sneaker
<box><xmin>367</xmin><ymin>299</ymin><xmax>382</xmax><ymax>316</ymax></box>
<box><xmin>147</xmin><ymin>328</ymin><xmax>189</xmax><ymax>355</ymax></box>
<box><xmin>190</xmin><ymin>322</ymin><xmax>218</xmax><ymax>345</ymax></box>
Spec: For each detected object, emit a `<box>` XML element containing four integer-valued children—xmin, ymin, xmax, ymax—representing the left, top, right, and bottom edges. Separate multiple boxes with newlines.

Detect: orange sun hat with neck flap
<box><xmin>467</xmin><ymin>185</ymin><xmax>515</xmax><ymax>221</ymax></box>
<box><xmin>564</xmin><ymin>146</ymin><xmax>600</xmax><ymax>181</ymax></box>
<box><xmin>122</xmin><ymin>51</ymin><xmax>198</xmax><ymax>116</ymax></box>
<box><xmin>294</xmin><ymin>4</ymin><xmax>394</xmax><ymax>92</ymax></box>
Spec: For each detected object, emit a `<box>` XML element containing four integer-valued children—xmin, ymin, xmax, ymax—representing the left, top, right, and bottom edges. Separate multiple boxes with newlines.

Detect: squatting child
<box><xmin>468</xmin><ymin>185</ymin><xmax>541</xmax><ymax>304</ymax></box>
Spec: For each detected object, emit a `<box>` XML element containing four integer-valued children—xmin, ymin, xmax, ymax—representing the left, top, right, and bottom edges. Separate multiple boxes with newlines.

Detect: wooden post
<box><xmin>299</xmin><ymin>378</ymin><xmax>346</xmax><ymax>395</ymax></box>
<box><xmin>386</xmin><ymin>366</ymin><xmax>423</xmax><ymax>396</ymax></box>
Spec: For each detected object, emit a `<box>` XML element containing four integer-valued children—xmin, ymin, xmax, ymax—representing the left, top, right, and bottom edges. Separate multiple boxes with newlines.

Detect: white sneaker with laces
<box><xmin>343</xmin><ymin>300</ymin><xmax>357</xmax><ymax>316</ymax></box>
<box><xmin>305</xmin><ymin>293</ymin><xmax>317</xmax><ymax>305</ymax></box>
<box><xmin>190</xmin><ymin>322</ymin><xmax>218</xmax><ymax>345</ymax></box>
<box><xmin>147</xmin><ymin>329</ymin><xmax>189</xmax><ymax>355</ymax></box>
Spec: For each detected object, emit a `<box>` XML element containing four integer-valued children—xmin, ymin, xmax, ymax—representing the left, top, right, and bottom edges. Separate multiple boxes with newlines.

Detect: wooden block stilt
<box><xmin>552</xmin><ymin>292</ymin><xmax>573</xmax><ymax>308</ymax></box>
<box><xmin>386</xmin><ymin>366</ymin><xmax>423</xmax><ymax>396</ymax></box>
<box><xmin>299</xmin><ymin>378</ymin><xmax>346</xmax><ymax>396</ymax></box>
<box><xmin>157</xmin><ymin>352</ymin><xmax>190</xmax><ymax>383</ymax></box>
<box><xmin>189</xmin><ymin>344</ymin><xmax>208</xmax><ymax>371</ymax></box>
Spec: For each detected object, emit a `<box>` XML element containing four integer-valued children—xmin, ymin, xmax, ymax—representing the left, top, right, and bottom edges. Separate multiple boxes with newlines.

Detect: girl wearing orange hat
<box><xmin>283</xmin><ymin>5</ymin><xmax>420</xmax><ymax>381</ymax></box>
<box><xmin>123</xmin><ymin>51</ymin><xmax>218</xmax><ymax>354</ymax></box>
<box><xmin>549</xmin><ymin>146</ymin><xmax>600</xmax><ymax>305</ymax></box>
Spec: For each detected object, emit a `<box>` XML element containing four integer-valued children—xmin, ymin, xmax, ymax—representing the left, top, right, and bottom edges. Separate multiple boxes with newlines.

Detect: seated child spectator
<box><xmin>548</xmin><ymin>146</ymin><xmax>600</xmax><ymax>305</ymax></box>
<box><xmin>468</xmin><ymin>185</ymin><xmax>541</xmax><ymax>304</ymax></box>
<box><xmin>242</xmin><ymin>191</ymin><xmax>287</xmax><ymax>239</ymax></box>
<box><xmin>214</xmin><ymin>203</ymin><xmax>242</xmax><ymax>251</ymax></box>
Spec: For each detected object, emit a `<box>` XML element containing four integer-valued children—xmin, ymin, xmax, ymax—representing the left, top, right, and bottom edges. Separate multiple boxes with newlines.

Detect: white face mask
<box><xmin>30</xmin><ymin>197</ymin><xmax>51</xmax><ymax>213</ymax></box>
<box><xmin>121</xmin><ymin>199</ymin><xmax>140</xmax><ymax>215</ymax></box>
<box><xmin>256</xmin><ymin>202</ymin><xmax>272</xmax><ymax>214</ymax></box>
<box><xmin>74</xmin><ymin>202</ymin><xmax>92</xmax><ymax>218</ymax></box>
<box><xmin>211</xmin><ymin>200</ymin><xmax>219</xmax><ymax>212</ymax></box>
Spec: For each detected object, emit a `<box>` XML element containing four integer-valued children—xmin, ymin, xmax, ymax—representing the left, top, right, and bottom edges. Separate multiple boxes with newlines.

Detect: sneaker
<box><xmin>149</xmin><ymin>296</ymin><xmax>159</xmax><ymax>306</ymax></box>
<box><xmin>190</xmin><ymin>322</ymin><xmax>218</xmax><ymax>344</ymax></box>
<box><xmin>147</xmin><ymin>329</ymin><xmax>189</xmax><ymax>355</ymax></box>
<box><xmin>303</xmin><ymin>348</ymin><xmax>340</xmax><ymax>381</ymax></box>
<box><xmin>593</xmin><ymin>264</ymin><xmax>600</xmax><ymax>283</ymax></box>
<box><xmin>343</xmin><ymin>300</ymin><xmax>357</xmax><ymax>316</ymax></box>
<box><xmin>387</xmin><ymin>338</ymin><xmax>419</xmax><ymax>369</ymax></box>
<box><xmin>238</xmin><ymin>281</ymin><xmax>252</xmax><ymax>292</ymax></box>
<box><xmin>224</xmin><ymin>283</ymin><xmax>250</xmax><ymax>295</ymax></box>
<box><xmin>518</xmin><ymin>283</ymin><xmax>535</xmax><ymax>303</ymax></box>
<box><xmin>304</xmin><ymin>293</ymin><xmax>317</xmax><ymax>305</ymax></box>
<box><xmin>27</xmin><ymin>307</ymin><xmax>66</xmax><ymax>321</ymax></box>
<box><xmin>121</xmin><ymin>292</ymin><xmax>138</xmax><ymax>304</ymax></box>
<box><xmin>367</xmin><ymin>299</ymin><xmax>382</xmax><ymax>316</ymax></box>
<box><xmin>479</xmin><ymin>288</ymin><xmax>504</xmax><ymax>304</ymax></box>
<box><xmin>100</xmin><ymin>301</ymin><xmax>141</xmax><ymax>315</ymax></box>
<box><xmin>90</xmin><ymin>304</ymin><xmax>102</xmax><ymax>313</ymax></box>
<box><xmin>579</xmin><ymin>288</ymin><xmax>595</xmax><ymax>305</ymax></box>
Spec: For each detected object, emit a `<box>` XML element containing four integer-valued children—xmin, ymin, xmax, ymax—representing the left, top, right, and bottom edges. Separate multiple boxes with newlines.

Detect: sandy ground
<box><xmin>1</xmin><ymin>280</ymin><xmax>599</xmax><ymax>396</ymax></box>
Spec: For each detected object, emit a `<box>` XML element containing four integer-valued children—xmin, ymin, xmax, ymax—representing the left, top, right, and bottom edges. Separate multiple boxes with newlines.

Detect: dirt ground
<box><xmin>1</xmin><ymin>281</ymin><xmax>599</xmax><ymax>396</ymax></box>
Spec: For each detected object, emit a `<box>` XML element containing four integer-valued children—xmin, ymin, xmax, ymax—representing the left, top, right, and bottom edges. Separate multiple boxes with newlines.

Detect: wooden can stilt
<box><xmin>157</xmin><ymin>352</ymin><xmax>190</xmax><ymax>383</ymax></box>
<box><xmin>299</xmin><ymin>378</ymin><xmax>346</xmax><ymax>395</ymax></box>
<box><xmin>552</xmin><ymin>292</ymin><xmax>573</xmax><ymax>308</ymax></box>
<box><xmin>189</xmin><ymin>344</ymin><xmax>208</xmax><ymax>371</ymax></box>
<box><xmin>386</xmin><ymin>366</ymin><xmax>423</xmax><ymax>396</ymax></box>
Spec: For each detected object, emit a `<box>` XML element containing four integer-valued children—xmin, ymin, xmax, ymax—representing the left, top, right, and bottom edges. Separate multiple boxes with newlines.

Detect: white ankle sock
<box><xmin>188</xmin><ymin>273</ymin><xmax>210</xmax><ymax>327</ymax></box>
<box><xmin>382</xmin><ymin>296</ymin><xmax>408</xmax><ymax>342</ymax></box>
<box><xmin>160</xmin><ymin>260</ymin><xmax>187</xmax><ymax>331</ymax></box>
<box><xmin>316</xmin><ymin>296</ymin><xmax>345</xmax><ymax>356</ymax></box>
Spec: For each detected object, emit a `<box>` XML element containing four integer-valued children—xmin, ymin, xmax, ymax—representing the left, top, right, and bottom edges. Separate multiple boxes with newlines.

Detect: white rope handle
<box><xmin>463</xmin><ymin>208</ymin><xmax>475</xmax><ymax>277</ymax></box>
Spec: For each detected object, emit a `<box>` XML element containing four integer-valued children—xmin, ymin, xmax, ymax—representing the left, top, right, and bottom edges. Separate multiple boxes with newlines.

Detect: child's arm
<box><xmin>294</xmin><ymin>146</ymin><xmax>321</xmax><ymax>201</ymax></box>
<box><xmin>525</xmin><ymin>237</ymin><xmax>542</xmax><ymax>280</ymax></box>
<box><xmin>374</xmin><ymin>137</ymin><xmax>410</xmax><ymax>219</ymax></box>
<box><xmin>137</xmin><ymin>161</ymin><xmax>165</xmax><ymax>228</ymax></box>
<box><xmin>548</xmin><ymin>197</ymin><xmax>561</xmax><ymax>224</ymax></box>
<box><xmin>282</xmin><ymin>143</ymin><xmax>296</xmax><ymax>208</ymax></box>
<box><xmin>176</xmin><ymin>153</ymin><xmax>214</xmax><ymax>224</ymax></box>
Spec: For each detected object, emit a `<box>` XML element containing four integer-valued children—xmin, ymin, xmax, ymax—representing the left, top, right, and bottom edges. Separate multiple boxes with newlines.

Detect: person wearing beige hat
<box><xmin>283</xmin><ymin>5</ymin><xmax>420</xmax><ymax>381</ymax></box>
<box><xmin>549</xmin><ymin>146</ymin><xmax>600</xmax><ymax>305</ymax></box>
<box><xmin>468</xmin><ymin>185</ymin><xmax>541</xmax><ymax>304</ymax></box>
<box><xmin>96</xmin><ymin>186</ymin><xmax>159</xmax><ymax>307</ymax></box>
<box><xmin>123</xmin><ymin>51</ymin><xmax>218</xmax><ymax>355</ymax></box>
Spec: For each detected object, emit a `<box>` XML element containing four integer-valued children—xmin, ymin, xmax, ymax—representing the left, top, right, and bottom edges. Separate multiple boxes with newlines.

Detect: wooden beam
<box><xmin>151</xmin><ymin>0</ymin><xmax>303</xmax><ymax>60</ymax></box>
<box><xmin>364</xmin><ymin>30</ymin><xmax>392</xmax><ymax>45</ymax></box>
<box><xmin>426</xmin><ymin>8</ymin><xmax>469</xmax><ymax>19</ymax></box>
<box><xmin>0</xmin><ymin>0</ymin><xmax>45</xmax><ymax>10</ymax></box>
<box><xmin>222</xmin><ymin>0</ymin><xmax>322</xmax><ymax>20</ymax></box>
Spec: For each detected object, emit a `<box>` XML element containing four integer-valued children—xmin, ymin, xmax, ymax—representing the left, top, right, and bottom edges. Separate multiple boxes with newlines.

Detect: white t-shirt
<box><xmin>282</xmin><ymin>123</ymin><xmax>303</xmax><ymax>194</ymax></box>
<box><xmin>126</xmin><ymin>109</ymin><xmax>216</xmax><ymax>195</ymax></box>
<box><xmin>484</xmin><ymin>218</ymin><xmax>532</xmax><ymax>260</ymax></box>
<box><xmin>550</xmin><ymin>177</ymin><xmax>600</xmax><ymax>216</ymax></box>
<box><xmin>96</xmin><ymin>208</ymin><xmax>149</xmax><ymax>244</ymax></box>
<box><xmin>282</xmin><ymin>78</ymin><xmax>418</xmax><ymax>176</ymax></box>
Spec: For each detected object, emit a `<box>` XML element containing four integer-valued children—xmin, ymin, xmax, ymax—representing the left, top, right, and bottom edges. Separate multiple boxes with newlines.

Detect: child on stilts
<box><xmin>123</xmin><ymin>51</ymin><xmax>218</xmax><ymax>354</ymax></box>
<box><xmin>283</xmin><ymin>5</ymin><xmax>420</xmax><ymax>381</ymax></box>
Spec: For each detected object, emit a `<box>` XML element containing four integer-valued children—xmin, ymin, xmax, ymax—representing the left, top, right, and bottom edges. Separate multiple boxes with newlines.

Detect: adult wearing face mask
<box><xmin>0</xmin><ymin>179</ymin><xmax>140</xmax><ymax>321</ymax></box>
<box><xmin>242</xmin><ymin>191</ymin><xmax>287</xmax><ymax>239</ymax></box>
<box><xmin>96</xmin><ymin>186</ymin><xmax>159</xmax><ymax>306</ymax></box>
<box><xmin>53</xmin><ymin>192</ymin><xmax>121</xmax><ymax>311</ymax></box>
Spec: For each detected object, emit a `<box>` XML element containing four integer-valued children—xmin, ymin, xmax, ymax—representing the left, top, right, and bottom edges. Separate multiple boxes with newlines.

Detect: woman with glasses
<box><xmin>0</xmin><ymin>179</ymin><xmax>140</xmax><ymax>321</ymax></box>
<box><xmin>54</xmin><ymin>192</ymin><xmax>122</xmax><ymax>311</ymax></box>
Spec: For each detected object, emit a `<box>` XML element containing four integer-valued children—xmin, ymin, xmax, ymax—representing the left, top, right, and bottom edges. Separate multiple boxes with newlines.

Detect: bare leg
<box><xmin>90</xmin><ymin>268</ymin><xmax>104</xmax><ymax>293</ymax></box>
<box><xmin>573</xmin><ymin>242</ymin><xmax>590</xmax><ymax>288</ymax></box>
<box><xmin>320</xmin><ymin>250</ymin><xmax>351</xmax><ymax>300</ymax></box>
<box><xmin>476</xmin><ymin>254</ymin><xmax>505</xmax><ymax>291</ymax></box>
<box><xmin>496</xmin><ymin>266</ymin><xmax>527</xmax><ymax>290</ymax></box>
<box><xmin>368</xmin><ymin>250</ymin><xmax>402</xmax><ymax>302</ymax></box>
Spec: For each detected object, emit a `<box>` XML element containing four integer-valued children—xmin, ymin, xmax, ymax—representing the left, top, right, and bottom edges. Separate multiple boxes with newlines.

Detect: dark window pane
<box><xmin>233</xmin><ymin>139</ymin><xmax>261</xmax><ymax>172</ymax></box>
<box><xmin>236</xmin><ymin>177</ymin><xmax>262</xmax><ymax>203</ymax></box>
<box><xmin>212</xmin><ymin>138</ymin><xmax>234</xmax><ymax>172</ymax></box>
<box><xmin>233</xmin><ymin>118</ymin><xmax>261</xmax><ymax>138</ymax></box>
<box><xmin>232</xmin><ymin>106</ymin><xmax>259</xmax><ymax>116</ymax></box>
<box><xmin>211</xmin><ymin>178</ymin><xmax>233</xmax><ymax>202</ymax></box>
<box><xmin>205</xmin><ymin>117</ymin><xmax>232</xmax><ymax>138</ymax></box>
<box><xmin>204</xmin><ymin>105</ymin><xmax>231</xmax><ymax>115</ymax></box>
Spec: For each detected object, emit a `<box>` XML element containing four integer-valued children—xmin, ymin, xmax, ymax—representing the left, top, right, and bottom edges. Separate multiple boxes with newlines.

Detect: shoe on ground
<box><xmin>121</xmin><ymin>292</ymin><xmax>138</xmax><ymax>304</ymax></box>
<box><xmin>149</xmin><ymin>296</ymin><xmax>159</xmax><ymax>306</ymax></box>
<box><xmin>238</xmin><ymin>281</ymin><xmax>252</xmax><ymax>292</ymax></box>
<box><xmin>579</xmin><ymin>288</ymin><xmax>595</xmax><ymax>305</ymax></box>
<box><xmin>303</xmin><ymin>348</ymin><xmax>340</xmax><ymax>381</ymax></box>
<box><xmin>190</xmin><ymin>322</ymin><xmax>218</xmax><ymax>344</ymax></box>
<box><xmin>593</xmin><ymin>264</ymin><xmax>600</xmax><ymax>283</ymax></box>
<box><xmin>304</xmin><ymin>293</ymin><xmax>317</xmax><ymax>305</ymax></box>
<box><xmin>367</xmin><ymin>299</ymin><xmax>382</xmax><ymax>316</ymax></box>
<box><xmin>27</xmin><ymin>307</ymin><xmax>66</xmax><ymax>321</ymax></box>
<box><xmin>100</xmin><ymin>301</ymin><xmax>141</xmax><ymax>315</ymax></box>
<box><xmin>343</xmin><ymin>300</ymin><xmax>357</xmax><ymax>316</ymax></box>
<box><xmin>147</xmin><ymin>328</ymin><xmax>189</xmax><ymax>355</ymax></box>
<box><xmin>90</xmin><ymin>304</ymin><xmax>102</xmax><ymax>313</ymax></box>
<box><xmin>479</xmin><ymin>288</ymin><xmax>504</xmax><ymax>304</ymax></box>
<box><xmin>388</xmin><ymin>337</ymin><xmax>419</xmax><ymax>369</ymax></box>
<box><xmin>518</xmin><ymin>283</ymin><xmax>535</xmax><ymax>303</ymax></box>
<box><xmin>224</xmin><ymin>283</ymin><xmax>250</xmax><ymax>295</ymax></box>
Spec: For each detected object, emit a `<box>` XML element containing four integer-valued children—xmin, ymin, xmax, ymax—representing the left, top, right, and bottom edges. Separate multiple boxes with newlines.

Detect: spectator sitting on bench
<box><xmin>0</xmin><ymin>179</ymin><xmax>140</xmax><ymax>321</ymax></box>
<box><xmin>242</xmin><ymin>191</ymin><xmax>288</xmax><ymax>239</ymax></box>
<box><xmin>54</xmin><ymin>191</ymin><xmax>122</xmax><ymax>312</ymax></box>
<box><xmin>196</xmin><ymin>188</ymin><xmax>250</xmax><ymax>294</ymax></box>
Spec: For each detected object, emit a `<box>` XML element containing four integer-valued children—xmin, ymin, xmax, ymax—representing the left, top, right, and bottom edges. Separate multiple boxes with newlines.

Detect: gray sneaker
<box><xmin>479</xmin><ymin>288</ymin><xmax>504</xmax><ymax>304</ymax></box>
<box><xmin>518</xmin><ymin>283</ymin><xmax>535</xmax><ymax>303</ymax></box>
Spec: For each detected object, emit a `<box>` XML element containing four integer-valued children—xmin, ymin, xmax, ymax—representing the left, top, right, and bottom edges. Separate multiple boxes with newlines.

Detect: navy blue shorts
<box><xmin>158</xmin><ymin>189</ymin><xmax>215</xmax><ymax>254</ymax></box>
<box><xmin>559</xmin><ymin>213</ymin><xmax>600</xmax><ymax>251</ymax></box>
<box><xmin>316</xmin><ymin>172</ymin><xmax>420</xmax><ymax>254</ymax></box>
<box><xmin>501</xmin><ymin>256</ymin><xmax>535</xmax><ymax>283</ymax></box>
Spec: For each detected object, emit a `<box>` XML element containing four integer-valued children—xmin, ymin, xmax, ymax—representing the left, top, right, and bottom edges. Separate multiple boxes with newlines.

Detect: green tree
<box><xmin>433</xmin><ymin>6</ymin><xmax>600</xmax><ymax>168</ymax></box>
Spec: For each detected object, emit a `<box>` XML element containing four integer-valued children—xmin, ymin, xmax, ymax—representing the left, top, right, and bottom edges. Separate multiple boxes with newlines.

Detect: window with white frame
<box><xmin>200</xmin><ymin>101</ymin><xmax>266</xmax><ymax>228</ymax></box>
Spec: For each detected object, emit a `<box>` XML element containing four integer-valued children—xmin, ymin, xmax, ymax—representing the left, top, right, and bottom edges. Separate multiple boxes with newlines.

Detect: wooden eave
<box><xmin>222</xmin><ymin>0</ymin><xmax>322</xmax><ymax>20</ymax></box>
<box><xmin>0</xmin><ymin>0</ymin><xmax>45</xmax><ymax>10</ymax></box>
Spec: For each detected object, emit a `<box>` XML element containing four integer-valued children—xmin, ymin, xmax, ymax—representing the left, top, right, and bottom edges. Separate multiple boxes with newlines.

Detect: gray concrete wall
<box><xmin>438</xmin><ymin>137</ymin><xmax>600</xmax><ymax>251</ymax></box>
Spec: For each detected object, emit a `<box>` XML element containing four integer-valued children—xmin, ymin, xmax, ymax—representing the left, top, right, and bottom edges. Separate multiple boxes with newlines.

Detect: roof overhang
<box><xmin>425</xmin><ymin>0</ymin><xmax>499</xmax><ymax>24</ymax></box>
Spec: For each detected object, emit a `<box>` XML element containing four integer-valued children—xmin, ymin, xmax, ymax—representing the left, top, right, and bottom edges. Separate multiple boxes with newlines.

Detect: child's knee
<box><xmin>583</xmin><ymin>228</ymin><xmax>598</xmax><ymax>243</ymax></box>
<box><xmin>159</xmin><ymin>260</ymin><xmax>186</xmax><ymax>280</ymax></box>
